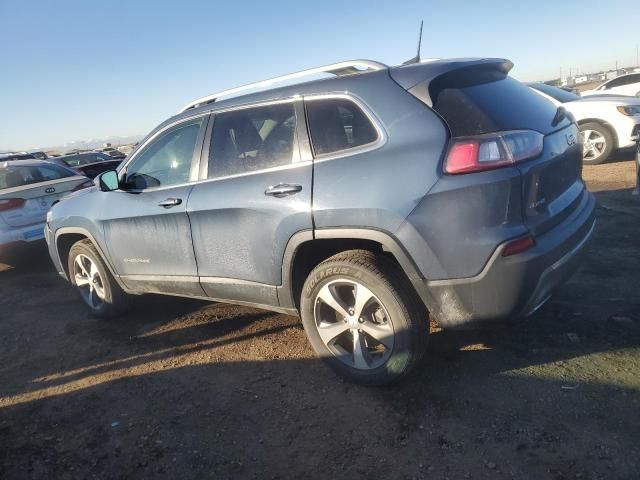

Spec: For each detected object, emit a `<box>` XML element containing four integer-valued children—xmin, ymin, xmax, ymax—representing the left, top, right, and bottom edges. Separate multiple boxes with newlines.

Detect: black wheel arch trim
<box><xmin>54</xmin><ymin>227</ymin><xmax>133</xmax><ymax>293</ymax></box>
<box><xmin>277</xmin><ymin>228</ymin><xmax>435</xmax><ymax>312</ymax></box>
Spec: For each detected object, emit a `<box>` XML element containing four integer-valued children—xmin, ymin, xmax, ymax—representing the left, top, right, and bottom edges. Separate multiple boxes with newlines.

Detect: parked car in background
<box><xmin>580</xmin><ymin>73</ymin><xmax>640</xmax><ymax>97</ymax></box>
<box><xmin>529</xmin><ymin>82</ymin><xmax>640</xmax><ymax>164</ymax></box>
<box><xmin>29</xmin><ymin>151</ymin><xmax>49</xmax><ymax>160</ymax></box>
<box><xmin>116</xmin><ymin>145</ymin><xmax>135</xmax><ymax>156</ymax></box>
<box><xmin>0</xmin><ymin>152</ymin><xmax>36</xmax><ymax>161</ymax></box>
<box><xmin>50</xmin><ymin>152</ymin><xmax>123</xmax><ymax>179</ymax></box>
<box><xmin>46</xmin><ymin>58</ymin><xmax>595</xmax><ymax>385</ymax></box>
<box><xmin>1</xmin><ymin>160</ymin><xmax>92</xmax><ymax>248</ymax></box>
<box><xmin>99</xmin><ymin>147</ymin><xmax>126</xmax><ymax>160</ymax></box>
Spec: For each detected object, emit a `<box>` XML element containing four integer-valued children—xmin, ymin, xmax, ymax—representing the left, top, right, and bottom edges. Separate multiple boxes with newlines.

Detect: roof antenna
<box><xmin>402</xmin><ymin>20</ymin><xmax>424</xmax><ymax>65</ymax></box>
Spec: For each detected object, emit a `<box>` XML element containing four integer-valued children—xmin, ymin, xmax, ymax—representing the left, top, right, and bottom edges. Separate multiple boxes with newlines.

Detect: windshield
<box><xmin>530</xmin><ymin>83</ymin><xmax>580</xmax><ymax>103</ymax></box>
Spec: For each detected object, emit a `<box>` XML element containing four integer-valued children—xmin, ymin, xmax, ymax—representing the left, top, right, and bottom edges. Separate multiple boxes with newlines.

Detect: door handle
<box><xmin>158</xmin><ymin>197</ymin><xmax>182</xmax><ymax>208</ymax></box>
<box><xmin>264</xmin><ymin>183</ymin><xmax>302</xmax><ymax>198</ymax></box>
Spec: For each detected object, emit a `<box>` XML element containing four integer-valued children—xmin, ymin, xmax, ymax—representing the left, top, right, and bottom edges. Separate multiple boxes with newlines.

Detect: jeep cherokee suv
<box><xmin>45</xmin><ymin>58</ymin><xmax>596</xmax><ymax>385</ymax></box>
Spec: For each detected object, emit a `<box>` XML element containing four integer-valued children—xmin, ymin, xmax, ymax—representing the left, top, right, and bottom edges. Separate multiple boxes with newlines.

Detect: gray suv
<box><xmin>45</xmin><ymin>58</ymin><xmax>596</xmax><ymax>385</ymax></box>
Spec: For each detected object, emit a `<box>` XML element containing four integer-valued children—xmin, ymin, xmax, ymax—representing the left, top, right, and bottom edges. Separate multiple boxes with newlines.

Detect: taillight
<box><xmin>73</xmin><ymin>180</ymin><xmax>94</xmax><ymax>191</ymax></box>
<box><xmin>502</xmin><ymin>235</ymin><xmax>536</xmax><ymax>257</ymax></box>
<box><xmin>445</xmin><ymin>130</ymin><xmax>544</xmax><ymax>175</ymax></box>
<box><xmin>0</xmin><ymin>198</ymin><xmax>26</xmax><ymax>212</ymax></box>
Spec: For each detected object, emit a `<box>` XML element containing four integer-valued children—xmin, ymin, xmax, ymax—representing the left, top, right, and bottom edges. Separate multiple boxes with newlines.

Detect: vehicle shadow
<box><xmin>0</xmin><ymin>186</ymin><xmax>638</xmax><ymax>479</ymax></box>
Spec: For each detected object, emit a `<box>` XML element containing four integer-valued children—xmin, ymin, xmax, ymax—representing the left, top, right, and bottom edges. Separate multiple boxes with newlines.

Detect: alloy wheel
<box><xmin>313</xmin><ymin>279</ymin><xmax>394</xmax><ymax>370</ymax></box>
<box><xmin>581</xmin><ymin>129</ymin><xmax>607</xmax><ymax>162</ymax></box>
<box><xmin>73</xmin><ymin>254</ymin><xmax>106</xmax><ymax>310</ymax></box>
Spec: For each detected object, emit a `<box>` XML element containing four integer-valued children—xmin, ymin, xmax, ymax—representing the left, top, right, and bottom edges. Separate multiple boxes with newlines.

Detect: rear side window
<box><xmin>430</xmin><ymin>75</ymin><xmax>562</xmax><ymax>137</ymax></box>
<box><xmin>0</xmin><ymin>164</ymin><xmax>74</xmax><ymax>189</ymax></box>
<box><xmin>208</xmin><ymin>103</ymin><xmax>296</xmax><ymax>179</ymax></box>
<box><xmin>305</xmin><ymin>98</ymin><xmax>378</xmax><ymax>156</ymax></box>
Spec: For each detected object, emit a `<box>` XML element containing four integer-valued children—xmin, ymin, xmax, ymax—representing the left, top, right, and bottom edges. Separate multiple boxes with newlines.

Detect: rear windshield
<box><xmin>430</xmin><ymin>75</ymin><xmax>564</xmax><ymax>137</ymax></box>
<box><xmin>63</xmin><ymin>153</ymin><xmax>111</xmax><ymax>167</ymax></box>
<box><xmin>0</xmin><ymin>164</ymin><xmax>75</xmax><ymax>189</ymax></box>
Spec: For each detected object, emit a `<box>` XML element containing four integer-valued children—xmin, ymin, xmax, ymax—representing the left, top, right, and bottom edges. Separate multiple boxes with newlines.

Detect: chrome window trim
<box><xmin>188</xmin><ymin>159</ymin><xmax>312</xmax><ymax>189</ymax></box>
<box><xmin>119</xmin><ymin>93</ymin><xmax>386</xmax><ymax>192</ymax></box>
<box><xmin>303</xmin><ymin>93</ymin><xmax>387</xmax><ymax>163</ymax></box>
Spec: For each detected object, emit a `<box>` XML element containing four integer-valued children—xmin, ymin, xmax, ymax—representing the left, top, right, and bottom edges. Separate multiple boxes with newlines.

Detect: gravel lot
<box><xmin>1</xmin><ymin>153</ymin><xmax>638</xmax><ymax>480</ymax></box>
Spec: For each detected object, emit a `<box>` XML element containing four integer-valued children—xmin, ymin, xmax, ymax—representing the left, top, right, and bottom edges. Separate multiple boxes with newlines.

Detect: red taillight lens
<box><xmin>0</xmin><ymin>198</ymin><xmax>26</xmax><ymax>212</ymax></box>
<box><xmin>502</xmin><ymin>235</ymin><xmax>536</xmax><ymax>257</ymax></box>
<box><xmin>445</xmin><ymin>130</ymin><xmax>544</xmax><ymax>175</ymax></box>
<box><xmin>73</xmin><ymin>180</ymin><xmax>94</xmax><ymax>191</ymax></box>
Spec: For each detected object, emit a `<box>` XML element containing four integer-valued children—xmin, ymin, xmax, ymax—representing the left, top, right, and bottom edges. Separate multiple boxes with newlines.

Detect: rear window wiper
<box><xmin>552</xmin><ymin>106</ymin><xmax>567</xmax><ymax>127</ymax></box>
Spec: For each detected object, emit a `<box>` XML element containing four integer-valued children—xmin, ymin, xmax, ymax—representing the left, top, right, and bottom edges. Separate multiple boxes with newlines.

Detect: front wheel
<box><xmin>579</xmin><ymin>122</ymin><xmax>614</xmax><ymax>165</ymax></box>
<box><xmin>68</xmin><ymin>239</ymin><xmax>130</xmax><ymax>318</ymax></box>
<box><xmin>300</xmin><ymin>250</ymin><xmax>428</xmax><ymax>386</ymax></box>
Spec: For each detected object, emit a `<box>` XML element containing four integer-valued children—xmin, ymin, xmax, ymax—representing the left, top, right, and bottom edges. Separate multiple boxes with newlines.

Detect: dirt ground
<box><xmin>1</xmin><ymin>153</ymin><xmax>638</xmax><ymax>480</ymax></box>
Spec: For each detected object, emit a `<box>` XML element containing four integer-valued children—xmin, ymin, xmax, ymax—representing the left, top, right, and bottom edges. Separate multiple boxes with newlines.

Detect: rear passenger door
<box><xmin>188</xmin><ymin>100</ymin><xmax>312</xmax><ymax>306</ymax></box>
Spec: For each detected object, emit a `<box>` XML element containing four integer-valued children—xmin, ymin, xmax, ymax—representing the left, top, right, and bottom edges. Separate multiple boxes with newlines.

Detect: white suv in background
<box><xmin>529</xmin><ymin>83</ymin><xmax>640</xmax><ymax>164</ymax></box>
<box><xmin>581</xmin><ymin>73</ymin><xmax>640</xmax><ymax>98</ymax></box>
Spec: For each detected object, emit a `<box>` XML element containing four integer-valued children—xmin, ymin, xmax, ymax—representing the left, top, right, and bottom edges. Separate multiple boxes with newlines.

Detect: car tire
<box><xmin>68</xmin><ymin>239</ymin><xmax>130</xmax><ymax>318</ymax></box>
<box><xmin>300</xmin><ymin>250</ymin><xmax>428</xmax><ymax>386</ymax></box>
<box><xmin>579</xmin><ymin>122</ymin><xmax>614</xmax><ymax>165</ymax></box>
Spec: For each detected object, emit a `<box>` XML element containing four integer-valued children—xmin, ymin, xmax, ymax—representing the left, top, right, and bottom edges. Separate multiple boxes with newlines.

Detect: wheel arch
<box><xmin>278</xmin><ymin>228</ymin><xmax>435</xmax><ymax>313</ymax></box>
<box><xmin>577</xmin><ymin>118</ymin><xmax>619</xmax><ymax>149</ymax></box>
<box><xmin>55</xmin><ymin>227</ymin><xmax>131</xmax><ymax>292</ymax></box>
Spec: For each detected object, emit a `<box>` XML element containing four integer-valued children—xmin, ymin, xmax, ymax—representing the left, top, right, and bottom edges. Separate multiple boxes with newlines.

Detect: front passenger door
<box><xmin>101</xmin><ymin>115</ymin><xmax>208</xmax><ymax>296</ymax></box>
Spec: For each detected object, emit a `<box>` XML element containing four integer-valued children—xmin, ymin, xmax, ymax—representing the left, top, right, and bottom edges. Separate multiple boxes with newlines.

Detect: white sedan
<box><xmin>0</xmin><ymin>160</ymin><xmax>93</xmax><ymax>249</ymax></box>
<box><xmin>581</xmin><ymin>73</ymin><xmax>640</xmax><ymax>98</ymax></box>
<box><xmin>529</xmin><ymin>83</ymin><xmax>640</xmax><ymax>164</ymax></box>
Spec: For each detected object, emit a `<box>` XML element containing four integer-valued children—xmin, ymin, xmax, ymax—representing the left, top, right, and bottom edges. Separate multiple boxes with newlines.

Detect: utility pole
<box><xmin>637</xmin><ymin>44</ymin><xmax>639</xmax><ymax>67</ymax></box>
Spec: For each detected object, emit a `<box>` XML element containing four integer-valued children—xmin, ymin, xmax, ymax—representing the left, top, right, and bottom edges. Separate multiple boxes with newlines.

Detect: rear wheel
<box><xmin>68</xmin><ymin>239</ymin><xmax>129</xmax><ymax>318</ymax></box>
<box><xmin>579</xmin><ymin>122</ymin><xmax>614</xmax><ymax>165</ymax></box>
<box><xmin>300</xmin><ymin>250</ymin><xmax>428</xmax><ymax>386</ymax></box>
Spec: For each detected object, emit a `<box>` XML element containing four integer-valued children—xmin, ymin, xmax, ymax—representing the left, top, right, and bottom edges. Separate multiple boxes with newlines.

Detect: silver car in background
<box><xmin>0</xmin><ymin>160</ymin><xmax>92</xmax><ymax>248</ymax></box>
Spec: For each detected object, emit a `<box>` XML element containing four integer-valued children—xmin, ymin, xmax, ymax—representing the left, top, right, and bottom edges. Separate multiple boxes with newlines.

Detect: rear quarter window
<box><xmin>305</xmin><ymin>98</ymin><xmax>378</xmax><ymax>156</ymax></box>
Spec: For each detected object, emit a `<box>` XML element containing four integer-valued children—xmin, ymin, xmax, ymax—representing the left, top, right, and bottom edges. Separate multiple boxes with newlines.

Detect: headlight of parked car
<box><xmin>617</xmin><ymin>105</ymin><xmax>640</xmax><ymax>116</ymax></box>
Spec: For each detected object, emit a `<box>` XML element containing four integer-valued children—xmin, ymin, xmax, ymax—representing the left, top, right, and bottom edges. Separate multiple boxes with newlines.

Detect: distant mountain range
<box><xmin>45</xmin><ymin>135</ymin><xmax>143</xmax><ymax>153</ymax></box>
<box><xmin>1</xmin><ymin>134</ymin><xmax>143</xmax><ymax>154</ymax></box>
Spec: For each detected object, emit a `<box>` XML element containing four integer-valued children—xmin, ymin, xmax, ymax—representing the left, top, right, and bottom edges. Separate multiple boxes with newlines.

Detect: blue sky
<box><xmin>1</xmin><ymin>0</ymin><xmax>638</xmax><ymax>150</ymax></box>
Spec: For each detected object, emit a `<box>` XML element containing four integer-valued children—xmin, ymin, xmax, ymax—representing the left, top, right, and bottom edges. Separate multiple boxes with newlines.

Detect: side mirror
<box><xmin>98</xmin><ymin>170</ymin><xmax>119</xmax><ymax>192</ymax></box>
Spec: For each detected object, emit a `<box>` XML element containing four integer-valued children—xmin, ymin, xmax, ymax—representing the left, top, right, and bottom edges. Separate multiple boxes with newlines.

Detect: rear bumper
<box><xmin>423</xmin><ymin>190</ymin><xmax>596</xmax><ymax>328</ymax></box>
<box><xmin>0</xmin><ymin>222</ymin><xmax>46</xmax><ymax>248</ymax></box>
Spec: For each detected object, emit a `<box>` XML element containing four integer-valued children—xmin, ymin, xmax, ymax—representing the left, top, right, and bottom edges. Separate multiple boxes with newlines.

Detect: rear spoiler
<box><xmin>389</xmin><ymin>58</ymin><xmax>513</xmax><ymax>107</ymax></box>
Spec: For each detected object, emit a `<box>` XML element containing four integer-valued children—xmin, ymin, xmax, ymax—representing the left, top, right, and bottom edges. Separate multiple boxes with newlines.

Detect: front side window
<box><xmin>305</xmin><ymin>98</ymin><xmax>378</xmax><ymax>156</ymax></box>
<box><xmin>208</xmin><ymin>103</ymin><xmax>296</xmax><ymax>179</ymax></box>
<box><xmin>124</xmin><ymin>118</ymin><xmax>203</xmax><ymax>189</ymax></box>
<box><xmin>0</xmin><ymin>164</ymin><xmax>75</xmax><ymax>189</ymax></box>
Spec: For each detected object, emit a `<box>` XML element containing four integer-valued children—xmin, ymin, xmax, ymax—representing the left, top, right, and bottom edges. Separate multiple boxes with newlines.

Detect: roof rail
<box><xmin>178</xmin><ymin>59</ymin><xmax>387</xmax><ymax>113</ymax></box>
